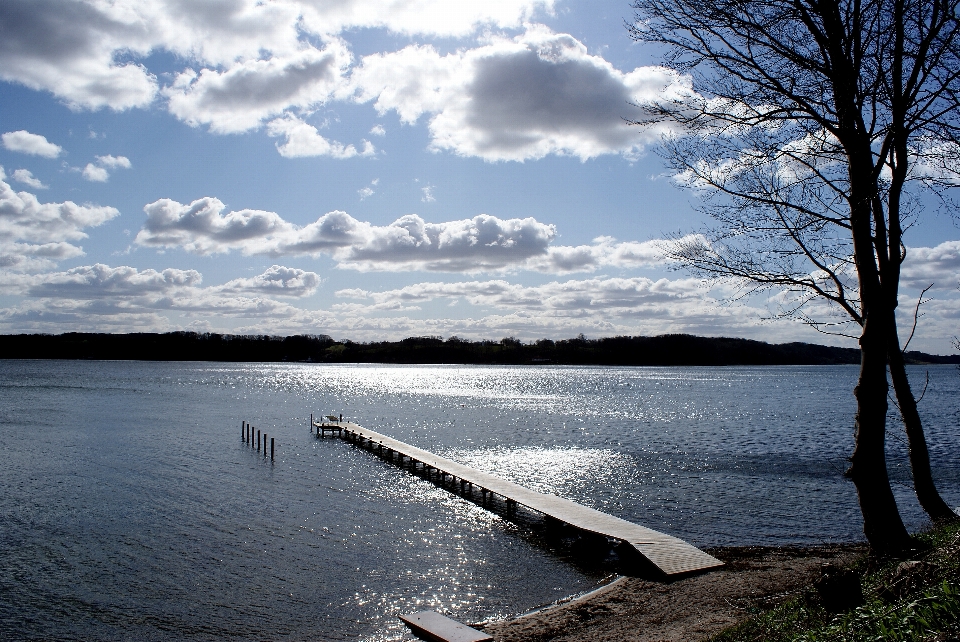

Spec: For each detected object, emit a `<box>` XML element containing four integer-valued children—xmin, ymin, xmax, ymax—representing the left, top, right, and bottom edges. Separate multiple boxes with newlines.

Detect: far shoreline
<box><xmin>2</xmin><ymin>331</ymin><xmax>958</xmax><ymax>366</ymax></box>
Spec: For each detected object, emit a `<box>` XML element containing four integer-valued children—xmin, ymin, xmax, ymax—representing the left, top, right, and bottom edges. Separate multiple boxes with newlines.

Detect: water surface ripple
<box><xmin>1</xmin><ymin>361</ymin><xmax>958</xmax><ymax>640</ymax></box>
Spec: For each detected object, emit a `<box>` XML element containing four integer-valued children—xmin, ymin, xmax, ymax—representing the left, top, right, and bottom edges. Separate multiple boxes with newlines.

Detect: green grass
<box><xmin>710</xmin><ymin>522</ymin><xmax>960</xmax><ymax>642</ymax></box>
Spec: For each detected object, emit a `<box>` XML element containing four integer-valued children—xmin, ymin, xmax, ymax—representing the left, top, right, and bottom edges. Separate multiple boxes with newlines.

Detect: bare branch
<box><xmin>902</xmin><ymin>283</ymin><xmax>934</xmax><ymax>352</ymax></box>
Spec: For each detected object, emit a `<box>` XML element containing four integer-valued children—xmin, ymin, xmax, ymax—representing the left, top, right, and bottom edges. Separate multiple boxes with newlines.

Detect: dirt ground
<box><xmin>482</xmin><ymin>544</ymin><xmax>866</xmax><ymax>642</ymax></box>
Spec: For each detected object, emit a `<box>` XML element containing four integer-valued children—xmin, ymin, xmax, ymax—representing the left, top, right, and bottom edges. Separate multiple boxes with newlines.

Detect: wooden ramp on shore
<box><xmin>315</xmin><ymin>420</ymin><xmax>722</xmax><ymax>577</ymax></box>
<box><xmin>399</xmin><ymin>611</ymin><xmax>492</xmax><ymax>642</ymax></box>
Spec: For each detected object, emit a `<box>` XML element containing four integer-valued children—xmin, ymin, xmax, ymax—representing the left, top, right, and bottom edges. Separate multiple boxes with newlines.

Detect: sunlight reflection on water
<box><xmin>1</xmin><ymin>361</ymin><xmax>958</xmax><ymax>642</ymax></box>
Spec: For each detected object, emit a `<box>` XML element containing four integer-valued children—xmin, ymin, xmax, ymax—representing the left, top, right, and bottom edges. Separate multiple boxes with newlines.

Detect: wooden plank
<box><xmin>339</xmin><ymin>423</ymin><xmax>723</xmax><ymax>576</ymax></box>
<box><xmin>399</xmin><ymin>611</ymin><xmax>492</xmax><ymax>642</ymax></box>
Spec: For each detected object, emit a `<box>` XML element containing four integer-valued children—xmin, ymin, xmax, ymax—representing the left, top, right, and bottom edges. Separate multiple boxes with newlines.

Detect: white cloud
<box><xmin>358</xmin><ymin>178</ymin><xmax>379</xmax><ymax>200</ymax></box>
<box><xmin>80</xmin><ymin>154</ymin><xmax>132</xmax><ymax>182</ymax></box>
<box><xmin>369</xmin><ymin>124</ymin><xmax>386</xmax><ymax>136</ymax></box>
<box><xmin>164</xmin><ymin>45</ymin><xmax>352</xmax><ymax>134</ymax></box>
<box><xmin>96</xmin><ymin>154</ymin><xmax>131</xmax><ymax>169</ymax></box>
<box><xmin>351</xmin><ymin>27</ymin><xmax>687</xmax><ymax>161</ymax></box>
<box><xmin>266</xmin><ymin>115</ymin><xmax>374</xmax><ymax>158</ymax></box>
<box><xmin>11</xmin><ymin>169</ymin><xmax>47</xmax><ymax>189</ymax></box>
<box><xmin>0</xmin><ymin>167</ymin><xmax>119</xmax><ymax>269</ymax></box>
<box><xmin>337</xmin><ymin>275</ymin><xmax>710</xmax><ymax>314</ymax></box>
<box><xmin>2</xmin><ymin>3</ymin><xmax>686</xmax><ymax>164</ymax></box>
<box><xmin>135</xmin><ymin>196</ymin><xmax>561</xmax><ymax>271</ymax></box>
<box><xmin>2</xmin><ymin>130</ymin><xmax>62</xmax><ymax>158</ymax></box>
<box><xmin>900</xmin><ymin>241</ymin><xmax>960</xmax><ymax>290</ymax></box>
<box><xmin>133</xmin><ymin>194</ymin><xmax>678</xmax><ymax>273</ymax></box>
<box><xmin>218</xmin><ymin>265</ymin><xmax>321</xmax><ymax>297</ymax></box>
<box><xmin>0</xmin><ymin>0</ymin><xmax>157</xmax><ymax>110</ymax></box>
<box><xmin>298</xmin><ymin>0</ymin><xmax>554</xmax><ymax>38</ymax></box>
<box><xmin>529</xmin><ymin>236</ymin><xmax>672</xmax><ymax>273</ymax></box>
<box><xmin>421</xmin><ymin>185</ymin><xmax>436</xmax><ymax>202</ymax></box>
<box><xmin>0</xmin><ymin>263</ymin><xmax>320</xmax><ymax>332</ymax></box>
<box><xmin>82</xmin><ymin>163</ymin><xmax>110</xmax><ymax>182</ymax></box>
<box><xmin>23</xmin><ymin>263</ymin><xmax>202</xmax><ymax>299</ymax></box>
<box><xmin>135</xmin><ymin>197</ymin><xmax>293</xmax><ymax>255</ymax></box>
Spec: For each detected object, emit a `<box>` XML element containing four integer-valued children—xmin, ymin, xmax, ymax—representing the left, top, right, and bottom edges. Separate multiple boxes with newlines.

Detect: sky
<box><xmin>1</xmin><ymin>0</ymin><xmax>958</xmax><ymax>353</ymax></box>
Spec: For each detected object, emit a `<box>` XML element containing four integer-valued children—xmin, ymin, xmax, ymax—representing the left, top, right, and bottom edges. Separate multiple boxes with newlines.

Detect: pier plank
<box><xmin>399</xmin><ymin>611</ymin><xmax>492</xmax><ymax>642</ymax></box>
<box><xmin>335</xmin><ymin>422</ymin><xmax>723</xmax><ymax>577</ymax></box>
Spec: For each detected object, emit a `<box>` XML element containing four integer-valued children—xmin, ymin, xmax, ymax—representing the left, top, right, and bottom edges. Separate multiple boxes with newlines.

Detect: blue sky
<box><xmin>1</xmin><ymin>0</ymin><xmax>958</xmax><ymax>352</ymax></box>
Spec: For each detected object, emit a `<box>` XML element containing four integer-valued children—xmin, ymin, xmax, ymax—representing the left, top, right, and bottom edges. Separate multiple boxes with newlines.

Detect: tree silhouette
<box><xmin>630</xmin><ymin>0</ymin><xmax>960</xmax><ymax>551</ymax></box>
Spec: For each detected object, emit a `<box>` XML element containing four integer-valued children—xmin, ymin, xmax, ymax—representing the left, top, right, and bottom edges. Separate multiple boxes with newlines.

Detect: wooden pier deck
<box><xmin>316</xmin><ymin>420</ymin><xmax>722</xmax><ymax>577</ymax></box>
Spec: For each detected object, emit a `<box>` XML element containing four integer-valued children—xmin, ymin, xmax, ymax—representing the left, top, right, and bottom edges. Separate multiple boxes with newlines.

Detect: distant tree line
<box><xmin>1</xmin><ymin>331</ymin><xmax>957</xmax><ymax>366</ymax></box>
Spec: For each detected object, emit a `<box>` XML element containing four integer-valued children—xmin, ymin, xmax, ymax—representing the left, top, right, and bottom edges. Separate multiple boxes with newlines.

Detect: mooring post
<box><xmin>257</xmin><ymin>430</ymin><xmax>261</xmax><ymax>451</ymax></box>
<box><xmin>263</xmin><ymin>433</ymin><xmax>267</xmax><ymax>457</ymax></box>
<box><xmin>310</xmin><ymin>413</ymin><xmax>313</xmax><ymax>433</ymax></box>
<box><xmin>271</xmin><ymin>437</ymin><xmax>275</xmax><ymax>460</ymax></box>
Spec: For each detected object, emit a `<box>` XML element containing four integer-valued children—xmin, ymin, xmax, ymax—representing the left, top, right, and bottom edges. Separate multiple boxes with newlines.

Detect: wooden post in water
<box><xmin>271</xmin><ymin>437</ymin><xmax>275</xmax><ymax>460</ymax></box>
<box><xmin>263</xmin><ymin>433</ymin><xmax>267</xmax><ymax>457</ymax></box>
<box><xmin>310</xmin><ymin>413</ymin><xmax>313</xmax><ymax>433</ymax></box>
<box><xmin>257</xmin><ymin>429</ymin><xmax>261</xmax><ymax>451</ymax></box>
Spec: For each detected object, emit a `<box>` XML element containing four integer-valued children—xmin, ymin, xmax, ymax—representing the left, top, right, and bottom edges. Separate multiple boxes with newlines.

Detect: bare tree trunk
<box><xmin>849</xmin><ymin>322</ymin><xmax>913</xmax><ymax>554</ymax></box>
<box><xmin>887</xmin><ymin>324</ymin><xmax>959</xmax><ymax>522</ymax></box>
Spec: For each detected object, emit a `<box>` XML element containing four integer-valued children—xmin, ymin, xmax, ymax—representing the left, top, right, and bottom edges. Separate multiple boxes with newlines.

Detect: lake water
<box><xmin>1</xmin><ymin>360</ymin><xmax>958</xmax><ymax>641</ymax></box>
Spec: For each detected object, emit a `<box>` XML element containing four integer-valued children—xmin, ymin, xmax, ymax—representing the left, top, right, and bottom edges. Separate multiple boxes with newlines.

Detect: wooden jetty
<box><xmin>399</xmin><ymin>611</ymin><xmax>492</xmax><ymax>642</ymax></box>
<box><xmin>313</xmin><ymin>419</ymin><xmax>723</xmax><ymax>577</ymax></box>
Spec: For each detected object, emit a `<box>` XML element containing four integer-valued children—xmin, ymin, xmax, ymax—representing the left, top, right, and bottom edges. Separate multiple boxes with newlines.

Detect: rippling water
<box><xmin>1</xmin><ymin>361</ymin><xmax>958</xmax><ymax>640</ymax></box>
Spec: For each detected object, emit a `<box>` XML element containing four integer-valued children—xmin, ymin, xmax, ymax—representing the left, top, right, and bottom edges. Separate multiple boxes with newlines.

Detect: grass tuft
<box><xmin>710</xmin><ymin>521</ymin><xmax>960</xmax><ymax>642</ymax></box>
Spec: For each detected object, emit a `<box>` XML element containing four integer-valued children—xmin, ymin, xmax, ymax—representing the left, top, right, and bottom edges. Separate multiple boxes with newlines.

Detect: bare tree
<box><xmin>629</xmin><ymin>0</ymin><xmax>960</xmax><ymax>552</ymax></box>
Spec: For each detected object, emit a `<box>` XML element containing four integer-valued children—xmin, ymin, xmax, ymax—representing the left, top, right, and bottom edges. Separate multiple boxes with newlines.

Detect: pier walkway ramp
<box><xmin>318</xmin><ymin>421</ymin><xmax>723</xmax><ymax>577</ymax></box>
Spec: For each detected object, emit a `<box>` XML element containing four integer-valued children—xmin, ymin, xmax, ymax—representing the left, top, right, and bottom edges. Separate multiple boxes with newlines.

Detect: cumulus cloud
<box><xmin>24</xmin><ymin>263</ymin><xmax>202</xmax><ymax>299</ymax></box>
<box><xmin>337</xmin><ymin>275</ymin><xmax>709</xmax><ymax>314</ymax></box>
<box><xmin>298</xmin><ymin>0</ymin><xmax>553</xmax><ymax>38</ymax></box>
<box><xmin>2</xmin><ymin>130</ymin><xmax>62</xmax><ymax>158</ymax></box>
<box><xmin>82</xmin><ymin>163</ymin><xmax>110</xmax><ymax>182</ymax></box>
<box><xmin>81</xmin><ymin>154</ymin><xmax>132</xmax><ymax>181</ymax></box>
<box><xmin>0</xmin><ymin>262</ymin><xmax>321</xmax><ymax>332</ymax></box>
<box><xmin>164</xmin><ymin>45</ymin><xmax>352</xmax><ymax>133</ymax></box>
<box><xmin>96</xmin><ymin>154</ymin><xmax>131</xmax><ymax>169</ymax></box>
<box><xmin>0</xmin><ymin>0</ymin><xmax>157</xmax><ymax>110</ymax></box>
<box><xmin>218</xmin><ymin>265</ymin><xmax>321</xmax><ymax>297</ymax></box>
<box><xmin>135</xmin><ymin>197</ymin><xmax>292</xmax><ymax>255</ymax></box>
<box><xmin>529</xmin><ymin>236</ymin><xmax>672</xmax><ymax>273</ymax></box>
<box><xmin>2</xmin><ymin>3</ymin><xmax>684</xmax><ymax>163</ymax></box>
<box><xmin>351</xmin><ymin>27</ymin><xmax>687</xmax><ymax>161</ymax></box>
<box><xmin>12</xmin><ymin>169</ymin><xmax>47</xmax><ymax>189</ymax></box>
<box><xmin>135</xmin><ymin>197</ymin><xmax>564</xmax><ymax>271</ymax></box>
<box><xmin>133</xmin><ymin>194</ymin><xmax>678</xmax><ymax>272</ymax></box>
<box><xmin>900</xmin><ymin>241</ymin><xmax>960</xmax><ymax>289</ymax></box>
<box><xmin>0</xmin><ymin>167</ymin><xmax>119</xmax><ymax>269</ymax></box>
<box><xmin>266</xmin><ymin>115</ymin><xmax>373</xmax><ymax>158</ymax></box>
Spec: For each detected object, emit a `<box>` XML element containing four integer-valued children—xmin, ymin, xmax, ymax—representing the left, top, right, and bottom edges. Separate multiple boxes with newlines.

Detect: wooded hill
<box><xmin>2</xmin><ymin>332</ymin><xmax>958</xmax><ymax>366</ymax></box>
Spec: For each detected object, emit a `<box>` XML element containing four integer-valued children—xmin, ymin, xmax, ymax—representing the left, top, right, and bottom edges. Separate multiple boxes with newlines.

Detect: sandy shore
<box><xmin>482</xmin><ymin>544</ymin><xmax>865</xmax><ymax>642</ymax></box>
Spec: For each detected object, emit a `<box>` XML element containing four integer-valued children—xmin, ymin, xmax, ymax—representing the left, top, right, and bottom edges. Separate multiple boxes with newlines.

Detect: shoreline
<box><xmin>482</xmin><ymin>543</ymin><xmax>866</xmax><ymax>642</ymax></box>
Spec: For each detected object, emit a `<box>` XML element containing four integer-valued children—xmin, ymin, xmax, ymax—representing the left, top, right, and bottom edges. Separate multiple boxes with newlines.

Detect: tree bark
<box><xmin>887</xmin><ymin>323</ymin><xmax>959</xmax><ymax>522</ymax></box>
<box><xmin>849</xmin><ymin>319</ymin><xmax>913</xmax><ymax>554</ymax></box>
